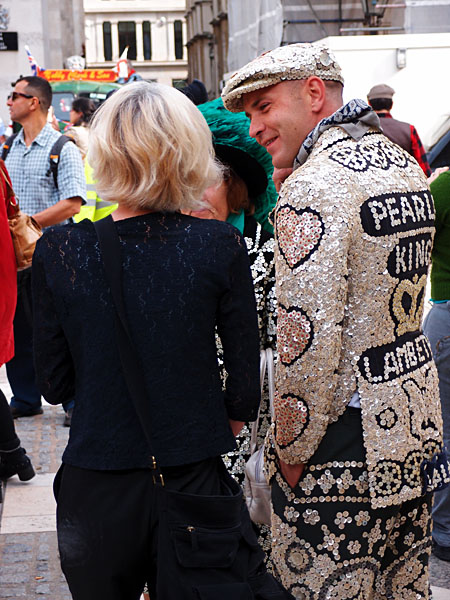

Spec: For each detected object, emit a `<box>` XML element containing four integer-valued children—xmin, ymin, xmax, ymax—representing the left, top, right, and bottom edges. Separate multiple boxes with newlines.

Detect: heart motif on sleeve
<box><xmin>275</xmin><ymin>393</ymin><xmax>310</xmax><ymax>446</ymax></box>
<box><xmin>276</xmin><ymin>206</ymin><xmax>323</xmax><ymax>269</ymax></box>
<box><xmin>278</xmin><ymin>304</ymin><xmax>313</xmax><ymax>365</ymax></box>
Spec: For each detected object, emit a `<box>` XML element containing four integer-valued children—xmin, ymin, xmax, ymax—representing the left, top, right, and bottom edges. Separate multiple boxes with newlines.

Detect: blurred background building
<box><xmin>0</xmin><ymin>0</ymin><xmax>85</xmax><ymax>128</ymax></box>
<box><xmin>185</xmin><ymin>0</ymin><xmax>450</xmax><ymax>99</ymax></box>
<box><xmin>84</xmin><ymin>0</ymin><xmax>188</xmax><ymax>86</ymax></box>
<box><xmin>0</xmin><ymin>1</ymin><xmax>448</xmax><ymax>155</ymax></box>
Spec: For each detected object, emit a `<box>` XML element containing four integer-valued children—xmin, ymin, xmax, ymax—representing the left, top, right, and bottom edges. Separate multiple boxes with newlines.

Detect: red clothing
<box><xmin>410</xmin><ymin>124</ymin><xmax>431</xmax><ymax>177</ymax></box>
<box><xmin>0</xmin><ymin>160</ymin><xmax>17</xmax><ymax>365</ymax></box>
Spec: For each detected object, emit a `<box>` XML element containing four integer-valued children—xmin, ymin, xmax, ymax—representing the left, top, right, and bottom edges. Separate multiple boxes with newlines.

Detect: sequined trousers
<box><xmin>271</xmin><ymin>407</ymin><xmax>433</xmax><ymax>599</ymax></box>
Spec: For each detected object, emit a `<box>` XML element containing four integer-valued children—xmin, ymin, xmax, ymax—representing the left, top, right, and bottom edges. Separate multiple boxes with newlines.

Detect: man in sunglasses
<box><xmin>4</xmin><ymin>76</ymin><xmax>86</xmax><ymax>423</ymax></box>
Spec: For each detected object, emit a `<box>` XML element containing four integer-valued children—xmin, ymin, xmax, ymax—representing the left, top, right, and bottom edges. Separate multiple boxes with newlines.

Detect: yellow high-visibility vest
<box><xmin>74</xmin><ymin>162</ymin><xmax>117</xmax><ymax>223</ymax></box>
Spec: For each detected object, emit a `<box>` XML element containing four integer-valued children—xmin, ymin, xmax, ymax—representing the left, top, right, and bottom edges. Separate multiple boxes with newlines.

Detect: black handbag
<box><xmin>94</xmin><ymin>216</ymin><xmax>292</xmax><ymax>600</ymax></box>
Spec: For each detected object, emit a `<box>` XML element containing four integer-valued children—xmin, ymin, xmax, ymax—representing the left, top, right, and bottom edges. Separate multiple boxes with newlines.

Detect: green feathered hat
<box><xmin>198</xmin><ymin>97</ymin><xmax>277</xmax><ymax>233</ymax></box>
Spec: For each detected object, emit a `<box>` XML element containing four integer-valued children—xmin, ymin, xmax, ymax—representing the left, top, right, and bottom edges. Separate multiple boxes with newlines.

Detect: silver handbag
<box><xmin>244</xmin><ymin>348</ymin><xmax>275</xmax><ymax>526</ymax></box>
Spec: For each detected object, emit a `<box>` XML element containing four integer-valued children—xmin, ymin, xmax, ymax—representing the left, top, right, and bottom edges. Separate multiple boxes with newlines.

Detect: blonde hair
<box><xmin>88</xmin><ymin>82</ymin><xmax>221</xmax><ymax>211</ymax></box>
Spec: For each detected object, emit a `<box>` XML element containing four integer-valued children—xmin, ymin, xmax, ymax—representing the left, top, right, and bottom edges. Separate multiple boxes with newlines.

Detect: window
<box><xmin>118</xmin><ymin>21</ymin><xmax>137</xmax><ymax>61</ymax></box>
<box><xmin>103</xmin><ymin>22</ymin><xmax>112</xmax><ymax>61</ymax></box>
<box><xmin>143</xmin><ymin>21</ymin><xmax>152</xmax><ymax>60</ymax></box>
<box><xmin>174</xmin><ymin>20</ymin><xmax>183</xmax><ymax>60</ymax></box>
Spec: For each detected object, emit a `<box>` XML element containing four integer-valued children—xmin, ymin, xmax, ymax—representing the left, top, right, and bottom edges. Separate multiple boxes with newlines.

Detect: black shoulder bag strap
<box><xmin>94</xmin><ymin>216</ymin><xmax>164</xmax><ymax>485</ymax></box>
<box><xmin>49</xmin><ymin>135</ymin><xmax>74</xmax><ymax>189</ymax></box>
<box><xmin>2</xmin><ymin>133</ymin><xmax>18</xmax><ymax>161</ymax></box>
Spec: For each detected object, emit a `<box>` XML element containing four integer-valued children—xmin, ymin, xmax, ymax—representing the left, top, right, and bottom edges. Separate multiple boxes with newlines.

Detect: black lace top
<box><xmin>32</xmin><ymin>212</ymin><xmax>260</xmax><ymax>469</ymax></box>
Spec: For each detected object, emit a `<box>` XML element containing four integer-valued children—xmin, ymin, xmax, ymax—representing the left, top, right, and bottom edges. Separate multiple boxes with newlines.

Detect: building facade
<box><xmin>186</xmin><ymin>0</ymin><xmax>450</xmax><ymax>99</ymax></box>
<box><xmin>0</xmin><ymin>0</ymin><xmax>85</xmax><ymax>127</ymax></box>
<box><xmin>185</xmin><ymin>0</ymin><xmax>227</xmax><ymax>100</ymax></box>
<box><xmin>84</xmin><ymin>0</ymin><xmax>188</xmax><ymax>87</ymax></box>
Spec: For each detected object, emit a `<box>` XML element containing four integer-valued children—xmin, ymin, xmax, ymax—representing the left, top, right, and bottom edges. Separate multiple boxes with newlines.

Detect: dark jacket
<box><xmin>32</xmin><ymin>212</ymin><xmax>260</xmax><ymax>469</ymax></box>
<box><xmin>378</xmin><ymin>113</ymin><xmax>412</xmax><ymax>154</ymax></box>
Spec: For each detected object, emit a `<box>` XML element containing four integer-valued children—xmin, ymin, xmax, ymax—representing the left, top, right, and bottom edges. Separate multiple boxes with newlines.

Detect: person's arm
<box><xmin>33</xmin><ymin>139</ymin><xmax>87</xmax><ymax>228</ymax></box>
<box><xmin>32</xmin><ymin>234</ymin><xmax>75</xmax><ymax>405</ymax></box>
<box><xmin>271</xmin><ymin>170</ymin><xmax>354</xmax><ymax>486</ymax></box>
<box><xmin>229</xmin><ymin>419</ymin><xmax>245</xmax><ymax>436</ymax></box>
<box><xmin>33</xmin><ymin>197</ymin><xmax>82</xmax><ymax>228</ymax></box>
<box><xmin>430</xmin><ymin>170</ymin><xmax>450</xmax><ymax>236</ymax></box>
<box><xmin>216</xmin><ymin>230</ymin><xmax>261</xmax><ymax>425</ymax></box>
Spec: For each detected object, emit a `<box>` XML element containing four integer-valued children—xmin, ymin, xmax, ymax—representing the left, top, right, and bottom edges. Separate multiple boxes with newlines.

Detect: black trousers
<box><xmin>54</xmin><ymin>457</ymin><xmax>224</xmax><ymax>600</ymax></box>
<box><xmin>271</xmin><ymin>407</ymin><xmax>433</xmax><ymax>599</ymax></box>
<box><xmin>0</xmin><ymin>388</ymin><xmax>20</xmax><ymax>451</ymax></box>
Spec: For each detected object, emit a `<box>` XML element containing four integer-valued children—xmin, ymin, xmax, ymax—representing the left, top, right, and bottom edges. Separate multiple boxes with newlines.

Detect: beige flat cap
<box><xmin>367</xmin><ymin>83</ymin><xmax>395</xmax><ymax>100</ymax></box>
<box><xmin>222</xmin><ymin>43</ymin><xmax>344</xmax><ymax>113</ymax></box>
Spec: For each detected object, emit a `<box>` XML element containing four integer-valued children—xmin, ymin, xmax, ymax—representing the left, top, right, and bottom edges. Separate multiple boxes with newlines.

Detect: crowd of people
<box><xmin>0</xmin><ymin>42</ymin><xmax>449</xmax><ymax>600</ymax></box>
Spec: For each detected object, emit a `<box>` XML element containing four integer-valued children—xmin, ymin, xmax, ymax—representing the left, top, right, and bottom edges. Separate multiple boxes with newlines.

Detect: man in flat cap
<box><xmin>367</xmin><ymin>83</ymin><xmax>431</xmax><ymax>176</ymax></box>
<box><xmin>223</xmin><ymin>43</ymin><xmax>449</xmax><ymax>599</ymax></box>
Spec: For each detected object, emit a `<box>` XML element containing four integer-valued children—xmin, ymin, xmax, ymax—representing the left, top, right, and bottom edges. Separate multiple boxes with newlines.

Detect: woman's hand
<box><xmin>279</xmin><ymin>459</ymin><xmax>304</xmax><ymax>488</ymax></box>
<box><xmin>229</xmin><ymin>419</ymin><xmax>245</xmax><ymax>436</ymax></box>
<box><xmin>272</xmin><ymin>168</ymin><xmax>293</xmax><ymax>192</ymax></box>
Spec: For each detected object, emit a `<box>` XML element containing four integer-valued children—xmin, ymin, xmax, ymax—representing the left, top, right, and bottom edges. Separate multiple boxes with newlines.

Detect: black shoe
<box><xmin>63</xmin><ymin>408</ymin><xmax>73</xmax><ymax>427</ymax></box>
<box><xmin>432</xmin><ymin>540</ymin><xmax>450</xmax><ymax>562</ymax></box>
<box><xmin>0</xmin><ymin>448</ymin><xmax>35</xmax><ymax>481</ymax></box>
<box><xmin>10</xmin><ymin>405</ymin><xmax>43</xmax><ymax>419</ymax></box>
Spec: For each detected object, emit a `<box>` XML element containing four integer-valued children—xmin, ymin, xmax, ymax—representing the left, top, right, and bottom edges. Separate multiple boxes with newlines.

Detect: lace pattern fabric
<box><xmin>32</xmin><ymin>212</ymin><xmax>261</xmax><ymax>470</ymax></box>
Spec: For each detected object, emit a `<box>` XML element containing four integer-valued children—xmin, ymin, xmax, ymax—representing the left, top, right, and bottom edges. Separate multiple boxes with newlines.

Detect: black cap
<box><xmin>180</xmin><ymin>79</ymin><xmax>208</xmax><ymax>105</ymax></box>
<box><xmin>214</xmin><ymin>144</ymin><xmax>268</xmax><ymax>198</ymax></box>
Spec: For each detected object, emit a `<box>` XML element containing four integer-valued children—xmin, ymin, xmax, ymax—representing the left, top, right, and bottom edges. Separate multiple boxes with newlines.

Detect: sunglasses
<box><xmin>7</xmin><ymin>92</ymin><xmax>35</xmax><ymax>101</ymax></box>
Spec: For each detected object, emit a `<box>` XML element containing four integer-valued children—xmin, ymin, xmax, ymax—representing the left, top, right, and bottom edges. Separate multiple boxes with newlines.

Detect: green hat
<box><xmin>197</xmin><ymin>97</ymin><xmax>277</xmax><ymax>233</ymax></box>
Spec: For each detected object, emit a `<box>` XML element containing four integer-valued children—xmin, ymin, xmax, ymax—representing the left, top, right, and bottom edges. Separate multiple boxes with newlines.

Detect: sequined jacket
<box><xmin>223</xmin><ymin>216</ymin><xmax>276</xmax><ymax>484</ymax></box>
<box><xmin>267</xmin><ymin>126</ymin><xmax>447</xmax><ymax>508</ymax></box>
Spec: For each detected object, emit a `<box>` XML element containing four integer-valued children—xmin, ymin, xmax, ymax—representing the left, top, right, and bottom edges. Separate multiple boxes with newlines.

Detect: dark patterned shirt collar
<box><xmin>293</xmin><ymin>99</ymin><xmax>381</xmax><ymax>169</ymax></box>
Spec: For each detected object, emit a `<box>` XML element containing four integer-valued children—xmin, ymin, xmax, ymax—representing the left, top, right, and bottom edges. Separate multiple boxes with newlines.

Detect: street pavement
<box><xmin>0</xmin><ymin>365</ymin><xmax>449</xmax><ymax>599</ymax></box>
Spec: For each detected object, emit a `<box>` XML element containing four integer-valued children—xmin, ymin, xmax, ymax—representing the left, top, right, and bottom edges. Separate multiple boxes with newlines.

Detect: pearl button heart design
<box><xmin>278</xmin><ymin>304</ymin><xmax>313</xmax><ymax>365</ymax></box>
<box><xmin>275</xmin><ymin>393</ymin><xmax>309</xmax><ymax>446</ymax></box>
<box><xmin>277</xmin><ymin>206</ymin><xmax>323</xmax><ymax>269</ymax></box>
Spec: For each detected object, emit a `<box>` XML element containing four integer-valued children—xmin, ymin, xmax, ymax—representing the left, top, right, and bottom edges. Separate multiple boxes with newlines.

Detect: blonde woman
<box><xmin>31</xmin><ymin>82</ymin><xmax>262</xmax><ymax>599</ymax></box>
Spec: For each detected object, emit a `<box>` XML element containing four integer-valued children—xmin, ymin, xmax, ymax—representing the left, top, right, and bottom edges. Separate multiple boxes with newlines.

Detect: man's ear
<box><xmin>305</xmin><ymin>76</ymin><xmax>326</xmax><ymax>114</ymax></box>
<box><xmin>30</xmin><ymin>97</ymin><xmax>41</xmax><ymax>113</ymax></box>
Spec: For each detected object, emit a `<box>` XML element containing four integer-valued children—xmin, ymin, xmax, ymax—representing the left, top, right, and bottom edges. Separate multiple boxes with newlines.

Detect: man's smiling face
<box><xmin>243</xmin><ymin>80</ymin><xmax>315</xmax><ymax>169</ymax></box>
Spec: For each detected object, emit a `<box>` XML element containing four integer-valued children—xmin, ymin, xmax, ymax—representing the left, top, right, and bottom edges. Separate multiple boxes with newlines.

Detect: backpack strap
<box><xmin>49</xmin><ymin>135</ymin><xmax>74</xmax><ymax>189</ymax></box>
<box><xmin>1</xmin><ymin>133</ymin><xmax>18</xmax><ymax>161</ymax></box>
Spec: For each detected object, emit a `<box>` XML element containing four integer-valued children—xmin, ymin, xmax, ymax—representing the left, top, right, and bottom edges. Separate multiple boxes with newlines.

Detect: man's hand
<box><xmin>229</xmin><ymin>419</ymin><xmax>245</xmax><ymax>437</ymax></box>
<box><xmin>279</xmin><ymin>459</ymin><xmax>305</xmax><ymax>488</ymax></box>
<box><xmin>272</xmin><ymin>168</ymin><xmax>293</xmax><ymax>192</ymax></box>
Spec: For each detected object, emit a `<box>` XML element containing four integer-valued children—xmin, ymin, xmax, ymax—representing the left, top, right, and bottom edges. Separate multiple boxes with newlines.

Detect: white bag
<box><xmin>244</xmin><ymin>348</ymin><xmax>275</xmax><ymax>526</ymax></box>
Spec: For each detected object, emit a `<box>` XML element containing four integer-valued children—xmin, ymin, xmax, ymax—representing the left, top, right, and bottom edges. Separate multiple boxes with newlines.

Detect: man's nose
<box><xmin>248</xmin><ymin>117</ymin><xmax>263</xmax><ymax>141</ymax></box>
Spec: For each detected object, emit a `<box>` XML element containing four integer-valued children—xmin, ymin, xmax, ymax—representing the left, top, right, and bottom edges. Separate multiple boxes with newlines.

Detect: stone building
<box><xmin>0</xmin><ymin>0</ymin><xmax>85</xmax><ymax>126</ymax></box>
<box><xmin>84</xmin><ymin>0</ymin><xmax>188</xmax><ymax>87</ymax></box>
<box><xmin>185</xmin><ymin>0</ymin><xmax>227</xmax><ymax>100</ymax></box>
<box><xmin>185</xmin><ymin>0</ymin><xmax>450</xmax><ymax>99</ymax></box>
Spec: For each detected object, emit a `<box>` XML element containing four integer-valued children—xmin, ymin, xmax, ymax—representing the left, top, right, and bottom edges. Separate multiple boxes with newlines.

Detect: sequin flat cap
<box><xmin>222</xmin><ymin>43</ymin><xmax>344</xmax><ymax>113</ymax></box>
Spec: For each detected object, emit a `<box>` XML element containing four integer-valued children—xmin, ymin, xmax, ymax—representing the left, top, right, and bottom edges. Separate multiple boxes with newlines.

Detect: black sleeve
<box><xmin>217</xmin><ymin>233</ymin><xmax>261</xmax><ymax>422</ymax></box>
<box><xmin>32</xmin><ymin>235</ymin><xmax>75</xmax><ymax>405</ymax></box>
